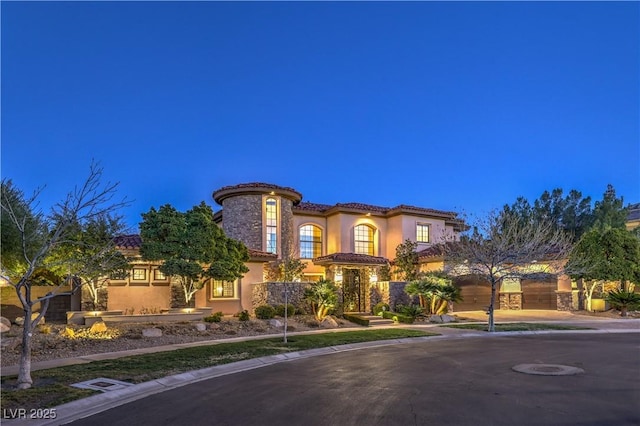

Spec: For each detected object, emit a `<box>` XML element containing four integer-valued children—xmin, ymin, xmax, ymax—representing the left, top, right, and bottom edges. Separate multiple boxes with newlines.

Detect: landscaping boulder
<box><xmin>320</xmin><ymin>316</ymin><xmax>339</xmax><ymax>329</ymax></box>
<box><xmin>142</xmin><ymin>327</ymin><xmax>163</xmax><ymax>337</ymax></box>
<box><xmin>0</xmin><ymin>316</ymin><xmax>11</xmax><ymax>329</ymax></box>
<box><xmin>269</xmin><ymin>319</ymin><xmax>283</xmax><ymax>328</ymax></box>
<box><xmin>0</xmin><ymin>322</ymin><xmax>9</xmax><ymax>333</ymax></box>
<box><xmin>14</xmin><ymin>313</ymin><xmax>43</xmax><ymax>326</ymax></box>
<box><xmin>209</xmin><ymin>323</ymin><xmax>221</xmax><ymax>330</ymax></box>
<box><xmin>440</xmin><ymin>314</ymin><xmax>456</xmax><ymax>323</ymax></box>
<box><xmin>194</xmin><ymin>323</ymin><xmax>207</xmax><ymax>332</ymax></box>
<box><xmin>90</xmin><ymin>321</ymin><xmax>108</xmax><ymax>333</ymax></box>
<box><xmin>429</xmin><ymin>315</ymin><xmax>443</xmax><ymax>324</ymax></box>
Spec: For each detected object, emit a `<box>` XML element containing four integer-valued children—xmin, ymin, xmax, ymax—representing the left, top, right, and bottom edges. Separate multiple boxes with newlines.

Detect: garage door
<box><xmin>452</xmin><ymin>276</ymin><xmax>495</xmax><ymax>312</ymax></box>
<box><xmin>521</xmin><ymin>278</ymin><xmax>557</xmax><ymax>310</ymax></box>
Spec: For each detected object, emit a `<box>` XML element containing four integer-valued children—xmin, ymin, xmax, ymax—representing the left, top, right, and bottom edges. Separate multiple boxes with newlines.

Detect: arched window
<box><xmin>266</xmin><ymin>198</ymin><xmax>277</xmax><ymax>254</ymax></box>
<box><xmin>354</xmin><ymin>225</ymin><xmax>374</xmax><ymax>255</ymax></box>
<box><xmin>300</xmin><ymin>225</ymin><xmax>322</xmax><ymax>259</ymax></box>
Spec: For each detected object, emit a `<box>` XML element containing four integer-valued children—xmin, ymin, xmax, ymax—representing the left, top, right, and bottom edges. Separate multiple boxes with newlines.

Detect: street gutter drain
<box><xmin>71</xmin><ymin>378</ymin><xmax>134</xmax><ymax>392</ymax></box>
<box><xmin>512</xmin><ymin>364</ymin><xmax>584</xmax><ymax>376</ymax></box>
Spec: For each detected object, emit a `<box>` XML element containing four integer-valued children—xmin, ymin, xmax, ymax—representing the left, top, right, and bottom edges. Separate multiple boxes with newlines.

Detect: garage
<box><xmin>452</xmin><ymin>275</ymin><xmax>496</xmax><ymax>312</ymax></box>
<box><xmin>521</xmin><ymin>275</ymin><xmax>557</xmax><ymax>310</ymax></box>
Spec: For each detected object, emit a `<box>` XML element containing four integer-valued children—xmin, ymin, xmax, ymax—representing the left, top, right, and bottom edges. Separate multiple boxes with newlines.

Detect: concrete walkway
<box><xmin>2</xmin><ymin>312</ymin><xmax>639</xmax><ymax>425</ymax></box>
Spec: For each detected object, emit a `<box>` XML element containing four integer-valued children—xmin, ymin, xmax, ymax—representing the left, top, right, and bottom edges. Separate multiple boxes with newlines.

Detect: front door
<box><xmin>343</xmin><ymin>268</ymin><xmax>366</xmax><ymax>312</ymax></box>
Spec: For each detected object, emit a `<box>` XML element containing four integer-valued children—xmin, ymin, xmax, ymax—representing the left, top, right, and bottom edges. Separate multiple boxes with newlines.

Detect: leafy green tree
<box><xmin>591</xmin><ymin>184</ymin><xmax>627</xmax><ymax>231</ymax></box>
<box><xmin>444</xmin><ymin>209</ymin><xmax>572</xmax><ymax>332</ymax></box>
<box><xmin>394</xmin><ymin>239</ymin><xmax>419</xmax><ymax>281</ymax></box>
<box><xmin>566</xmin><ymin>228</ymin><xmax>640</xmax><ymax>310</ymax></box>
<box><xmin>140</xmin><ymin>202</ymin><xmax>249</xmax><ymax>305</ymax></box>
<box><xmin>502</xmin><ymin>188</ymin><xmax>593</xmax><ymax>243</ymax></box>
<box><xmin>1</xmin><ymin>163</ymin><xmax>128</xmax><ymax>389</ymax></box>
<box><xmin>304</xmin><ymin>279</ymin><xmax>338</xmax><ymax>321</ymax></box>
<box><xmin>51</xmin><ymin>213</ymin><xmax>131</xmax><ymax>310</ymax></box>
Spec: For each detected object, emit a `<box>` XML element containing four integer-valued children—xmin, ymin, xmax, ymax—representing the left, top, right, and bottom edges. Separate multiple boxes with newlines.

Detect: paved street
<box><xmin>69</xmin><ymin>332</ymin><xmax>640</xmax><ymax>426</ymax></box>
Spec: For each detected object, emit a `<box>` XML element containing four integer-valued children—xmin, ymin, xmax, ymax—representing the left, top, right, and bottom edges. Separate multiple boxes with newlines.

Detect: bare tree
<box><xmin>0</xmin><ymin>162</ymin><xmax>127</xmax><ymax>389</ymax></box>
<box><xmin>443</xmin><ymin>209</ymin><xmax>572</xmax><ymax>332</ymax></box>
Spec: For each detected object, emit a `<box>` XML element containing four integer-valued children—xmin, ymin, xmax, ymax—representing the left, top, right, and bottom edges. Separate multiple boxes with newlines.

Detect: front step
<box><xmin>346</xmin><ymin>313</ymin><xmax>395</xmax><ymax>326</ymax></box>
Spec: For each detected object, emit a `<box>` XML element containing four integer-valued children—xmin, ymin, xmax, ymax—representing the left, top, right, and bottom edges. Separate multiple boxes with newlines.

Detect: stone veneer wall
<box><xmin>81</xmin><ymin>286</ymin><xmax>108</xmax><ymax>311</ymax></box>
<box><xmin>170</xmin><ymin>284</ymin><xmax>195</xmax><ymax>309</ymax></box>
<box><xmin>252</xmin><ymin>282</ymin><xmax>311</xmax><ymax>313</ymax></box>
<box><xmin>369</xmin><ymin>281</ymin><xmax>390</xmax><ymax>308</ymax></box>
<box><xmin>221</xmin><ymin>194</ymin><xmax>263</xmax><ymax>251</ymax></box>
<box><xmin>556</xmin><ymin>292</ymin><xmax>573</xmax><ymax>311</ymax></box>
<box><xmin>279</xmin><ymin>198</ymin><xmax>295</xmax><ymax>259</ymax></box>
<box><xmin>389</xmin><ymin>282</ymin><xmax>412</xmax><ymax>310</ymax></box>
<box><xmin>499</xmin><ymin>292</ymin><xmax>522</xmax><ymax>310</ymax></box>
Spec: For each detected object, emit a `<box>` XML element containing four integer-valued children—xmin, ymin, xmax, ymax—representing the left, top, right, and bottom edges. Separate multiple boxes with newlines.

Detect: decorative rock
<box><xmin>429</xmin><ymin>315</ymin><xmax>443</xmax><ymax>324</ymax></box>
<box><xmin>14</xmin><ymin>313</ymin><xmax>42</xmax><ymax>326</ymax></box>
<box><xmin>0</xmin><ymin>316</ymin><xmax>11</xmax><ymax>329</ymax></box>
<box><xmin>320</xmin><ymin>316</ymin><xmax>339</xmax><ymax>328</ymax></box>
<box><xmin>0</xmin><ymin>322</ymin><xmax>9</xmax><ymax>333</ymax></box>
<box><xmin>209</xmin><ymin>323</ymin><xmax>220</xmax><ymax>330</ymax></box>
<box><xmin>90</xmin><ymin>321</ymin><xmax>108</xmax><ymax>333</ymax></box>
<box><xmin>194</xmin><ymin>323</ymin><xmax>207</xmax><ymax>332</ymax></box>
<box><xmin>64</xmin><ymin>327</ymin><xmax>76</xmax><ymax>338</ymax></box>
<box><xmin>142</xmin><ymin>327</ymin><xmax>163</xmax><ymax>337</ymax></box>
<box><xmin>269</xmin><ymin>319</ymin><xmax>283</xmax><ymax>328</ymax></box>
<box><xmin>440</xmin><ymin>314</ymin><xmax>456</xmax><ymax>323</ymax></box>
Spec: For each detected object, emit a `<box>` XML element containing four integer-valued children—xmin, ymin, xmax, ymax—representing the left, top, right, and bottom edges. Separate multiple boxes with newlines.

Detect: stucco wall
<box><xmin>108</xmin><ymin>284</ymin><xmax>171</xmax><ymax>314</ymax></box>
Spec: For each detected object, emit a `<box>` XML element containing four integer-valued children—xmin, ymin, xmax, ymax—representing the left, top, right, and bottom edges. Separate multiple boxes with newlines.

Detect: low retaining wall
<box><xmin>68</xmin><ymin>310</ymin><xmax>207</xmax><ymax>325</ymax></box>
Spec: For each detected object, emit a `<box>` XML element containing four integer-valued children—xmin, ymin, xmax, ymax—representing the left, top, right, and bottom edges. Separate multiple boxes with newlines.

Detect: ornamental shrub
<box><xmin>275</xmin><ymin>303</ymin><xmax>296</xmax><ymax>317</ymax></box>
<box><xmin>254</xmin><ymin>305</ymin><xmax>276</xmax><ymax>319</ymax></box>
<box><xmin>237</xmin><ymin>310</ymin><xmax>250</xmax><ymax>321</ymax></box>
<box><xmin>203</xmin><ymin>311</ymin><xmax>224</xmax><ymax>323</ymax></box>
<box><xmin>372</xmin><ymin>302</ymin><xmax>390</xmax><ymax>316</ymax></box>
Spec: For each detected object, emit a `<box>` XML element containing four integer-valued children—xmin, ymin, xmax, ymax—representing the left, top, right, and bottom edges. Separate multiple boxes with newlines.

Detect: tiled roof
<box><xmin>215</xmin><ymin>182</ymin><xmax>300</xmax><ymax>194</ymax></box>
<box><xmin>247</xmin><ymin>248</ymin><xmax>278</xmax><ymax>260</ymax></box>
<box><xmin>628</xmin><ymin>203</ymin><xmax>640</xmax><ymax>222</ymax></box>
<box><xmin>294</xmin><ymin>202</ymin><xmax>334</xmax><ymax>212</ymax></box>
<box><xmin>213</xmin><ymin>182</ymin><xmax>303</xmax><ymax>205</ymax></box>
<box><xmin>416</xmin><ymin>244</ymin><xmax>446</xmax><ymax>259</ymax></box>
<box><xmin>293</xmin><ymin>201</ymin><xmax>458</xmax><ymax>219</ymax></box>
<box><xmin>313</xmin><ymin>252</ymin><xmax>389</xmax><ymax>265</ymax></box>
<box><xmin>113</xmin><ymin>234</ymin><xmax>142</xmax><ymax>249</ymax></box>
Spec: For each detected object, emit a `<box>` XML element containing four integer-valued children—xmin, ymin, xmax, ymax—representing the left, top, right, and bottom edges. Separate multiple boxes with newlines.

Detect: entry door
<box><xmin>343</xmin><ymin>269</ymin><xmax>364</xmax><ymax>312</ymax></box>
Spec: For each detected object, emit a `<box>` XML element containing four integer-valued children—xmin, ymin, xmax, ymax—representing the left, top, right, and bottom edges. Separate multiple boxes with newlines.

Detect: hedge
<box><xmin>343</xmin><ymin>313</ymin><xmax>370</xmax><ymax>326</ymax></box>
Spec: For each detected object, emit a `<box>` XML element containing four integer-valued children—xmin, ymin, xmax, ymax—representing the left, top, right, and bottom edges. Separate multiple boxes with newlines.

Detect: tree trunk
<box><xmin>17</xmin><ymin>305</ymin><xmax>33</xmax><ymax>390</ymax></box>
<box><xmin>488</xmin><ymin>279</ymin><xmax>497</xmax><ymax>332</ymax></box>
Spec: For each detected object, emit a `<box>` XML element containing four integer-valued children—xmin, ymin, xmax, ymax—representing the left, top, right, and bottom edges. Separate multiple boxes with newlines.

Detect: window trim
<box><xmin>132</xmin><ymin>268</ymin><xmax>147</xmax><ymax>281</ymax></box>
<box><xmin>209</xmin><ymin>279</ymin><xmax>238</xmax><ymax>299</ymax></box>
<box><xmin>416</xmin><ymin>223</ymin><xmax>431</xmax><ymax>243</ymax></box>
<box><xmin>299</xmin><ymin>224</ymin><xmax>323</xmax><ymax>259</ymax></box>
<box><xmin>354</xmin><ymin>224</ymin><xmax>375</xmax><ymax>255</ymax></box>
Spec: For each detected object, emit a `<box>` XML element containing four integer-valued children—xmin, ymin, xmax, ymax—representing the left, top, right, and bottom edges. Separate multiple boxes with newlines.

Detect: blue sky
<box><xmin>2</xmin><ymin>2</ymin><xmax>638</xmax><ymax>230</ymax></box>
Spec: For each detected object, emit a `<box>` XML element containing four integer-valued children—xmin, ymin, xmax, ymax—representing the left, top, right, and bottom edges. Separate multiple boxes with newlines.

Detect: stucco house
<box><xmin>106</xmin><ymin>182</ymin><xmax>464</xmax><ymax>315</ymax></box>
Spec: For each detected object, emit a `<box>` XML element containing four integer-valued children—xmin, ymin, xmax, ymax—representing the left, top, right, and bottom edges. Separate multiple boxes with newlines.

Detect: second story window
<box><xmin>416</xmin><ymin>223</ymin><xmax>430</xmax><ymax>243</ymax></box>
<box><xmin>354</xmin><ymin>224</ymin><xmax>374</xmax><ymax>255</ymax></box>
<box><xmin>266</xmin><ymin>198</ymin><xmax>277</xmax><ymax>254</ymax></box>
<box><xmin>300</xmin><ymin>224</ymin><xmax>322</xmax><ymax>259</ymax></box>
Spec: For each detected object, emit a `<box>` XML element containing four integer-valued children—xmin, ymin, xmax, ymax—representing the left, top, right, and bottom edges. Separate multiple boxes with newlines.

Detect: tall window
<box><xmin>300</xmin><ymin>225</ymin><xmax>322</xmax><ymax>259</ymax></box>
<box><xmin>416</xmin><ymin>223</ymin><xmax>430</xmax><ymax>243</ymax></box>
<box><xmin>266</xmin><ymin>198</ymin><xmax>277</xmax><ymax>254</ymax></box>
<box><xmin>354</xmin><ymin>225</ymin><xmax>374</xmax><ymax>255</ymax></box>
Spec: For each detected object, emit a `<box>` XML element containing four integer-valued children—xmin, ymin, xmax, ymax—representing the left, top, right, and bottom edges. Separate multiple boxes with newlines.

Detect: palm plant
<box><xmin>304</xmin><ymin>279</ymin><xmax>338</xmax><ymax>321</ymax></box>
<box><xmin>405</xmin><ymin>272</ymin><xmax>461</xmax><ymax>315</ymax></box>
<box><xmin>604</xmin><ymin>289</ymin><xmax>640</xmax><ymax>317</ymax></box>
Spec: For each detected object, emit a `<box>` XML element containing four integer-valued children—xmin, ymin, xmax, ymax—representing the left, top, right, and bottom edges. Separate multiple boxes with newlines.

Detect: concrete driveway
<box><xmin>67</xmin><ymin>332</ymin><xmax>640</xmax><ymax>426</ymax></box>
